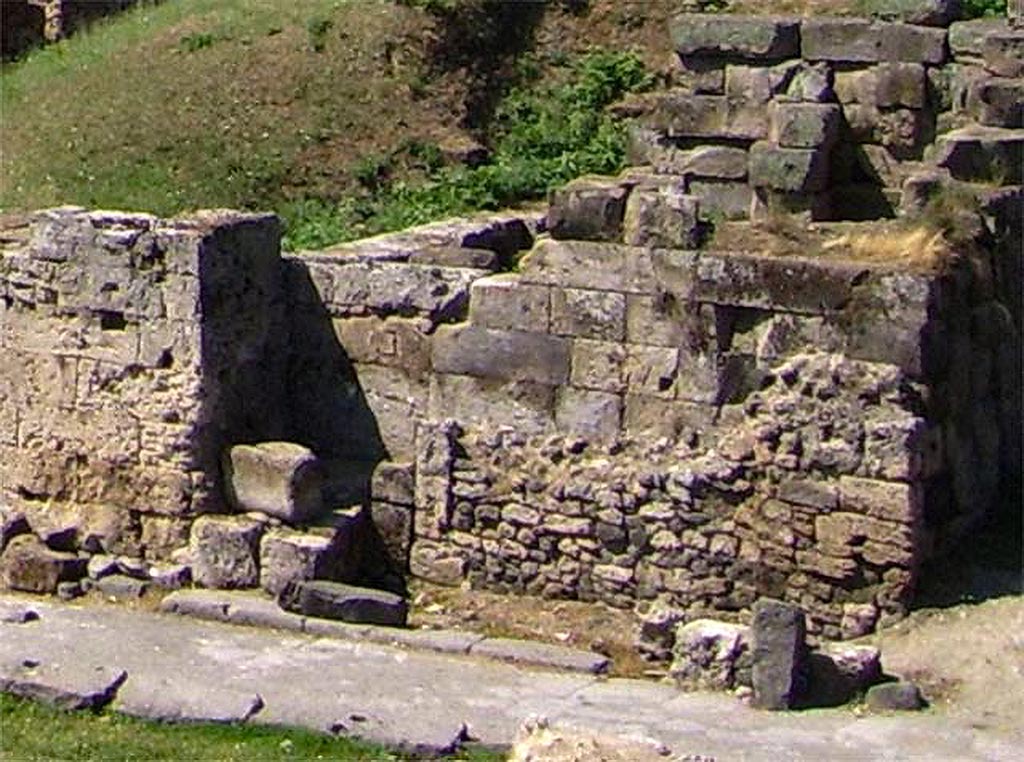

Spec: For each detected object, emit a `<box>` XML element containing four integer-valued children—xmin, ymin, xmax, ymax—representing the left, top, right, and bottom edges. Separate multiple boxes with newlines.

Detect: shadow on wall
<box><xmin>282</xmin><ymin>259</ymin><xmax>388</xmax><ymax>509</ymax></box>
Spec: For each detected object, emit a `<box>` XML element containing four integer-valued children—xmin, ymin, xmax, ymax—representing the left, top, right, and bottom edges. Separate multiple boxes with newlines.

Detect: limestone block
<box><xmin>949</xmin><ymin>18</ymin><xmax>1008</xmax><ymax>60</ymax></box>
<box><xmin>670</xmin><ymin>14</ymin><xmax>800</xmax><ymax>61</ymax></box>
<box><xmin>223</xmin><ymin>442</ymin><xmax>324</xmax><ymax>523</ymax></box>
<box><xmin>622</xmin><ymin>183</ymin><xmax>703</xmax><ymax>249</ymax></box>
<box><xmin>550</xmin><ymin>288</ymin><xmax>625</xmax><ymax>341</ymax></box>
<box><xmin>814</xmin><ymin>513</ymin><xmax>916</xmax><ymax>563</ymax></box>
<box><xmin>805</xmin><ymin>644</ymin><xmax>883</xmax><ymax>706</ymax></box>
<box><xmin>432</xmin><ymin>324</ymin><xmax>569</xmax><ymax>385</ymax></box>
<box><xmin>278</xmin><ymin>580</ymin><xmax>407</xmax><ymax>626</ymax></box>
<box><xmin>428</xmin><ymin>374</ymin><xmax>556</xmax><ymax>438</ymax></box>
<box><xmin>189</xmin><ymin>515</ymin><xmax>263</xmax><ymax>589</ymax></box>
<box><xmin>468</xmin><ymin>274</ymin><xmax>550</xmax><ymax>333</ymax></box>
<box><xmin>848</xmin><ymin>103</ymin><xmax>930</xmax><ymax>158</ymax></box>
<box><xmin>776</xmin><ymin>479</ymin><xmax>839</xmax><ymax>510</ymax></box>
<box><xmin>554</xmin><ymin>388</ymin><xmax>621</xmax><ymax>441</ymax></box>
<box><xmin>259</xmin><ymin>529</ymin><xmax>336</xmax><ymax>596</ymax></box>
<box><xmin>983</xmin><ymin>30</ymin><xmax>1024</xmax><ymax>77</ymax></box>
<box><xmin>670</xmin><ymin>619</ymin><xmax>752</xmax><ymax>690</ymax></box>
<box><xmin>546</xmin><ymin>177</ymin><xmax>631</xmax><ymax>242</ymax></box>
<box><xmin>749</xmin><ymin>142</ymin><xmax>830</xmax><ymax>193</ymax></box>
<box><xmin>770</xmin><ymin>102</ymin><xmax>842</xmax><ymax>150</ymax></box>
<box><xmin>407</xmin><ymin>246</ymin><xmax>499</xmax><ymax>270</ymax></box>
<box><xmin>625</xmin><ymin>345</ymin><xmax>679</xmax><ymax>399</ymax></box>
<box><xmin>351</xmin><ymin>364</ymin><xmax>429</xmax><ymax>460</ymax></box>
<box><xmin>641</xmin><ymin>92</ymin><xmax>769</xmax><ymax>141</ymax></box>
<box><xmin>409</xmin><ymin>541</ymin><xmax>466</xmax><ymax>586</ymax></box>
<box><xmin>677</xmin><ymin>146</ymin><xmax>749</xmax><ymax>181</ymax></box>
<box><xmin>140</xmin><ymin>515</ymin><xmax>191</xmax><ymax>560</ymax></box>
<box><xmin>968</xmin><ymin>76</ymin><xmax>1024</xmax><ymax>128</ymax></box>
<box><xmin>932</xmin><ymin>125</ymin><xmax>1024</xmax><ymax>184</ymax></box>
<box><xmin>864</xmin><ymin>0</ymin><xmax>961</xmax><ymax>26</ymax></box>
<box><xmin>370</xmin><ymin>460</ymin><xmax>415</xmax><ymax>506</ymax></box>
<box><xmin>370</xmin><ymin>501</ymin><xmax>413</xmax><ymax>570</ymax></box>
<box><xmin>675</xmin><ymin>56</ymin><xmax>726</xmax><ymax>94</ymax></box>
<box><xmin>751</xmin><ymin>598</ymin><xmax>808</xmax><ymax>710</ymax></box>
<box><xmin>839</xmin><ymin>477</ymin><xmax>923</xmax><ymax>523</ymax></box>
<box><xmin>687</xmin><ymin>180</ymin><xmax>753</xmax><ymax>221</ymax></box>
<box><xmin>0</xmin><ymin>535</ymin><xmax>87</xmax><ymax>593</ymax></box>
<box><xmin>333</xmin><ymin>316</ymin><xmax>430</xmax><ymax>375</ymax></box>
<box><xmin>674</xmin><ymin>347</ymin><xmax>724</xmax><ymax>405</ymax></box>
<box><xmin>518</xmin><ymin>238</ymin><xmax>660</xmax><ymax>294</ymax></box>
<box><xmin>786</xmin><ymin>62</ymin><xmax>835</xmax><ymax>102</ymax></box>
<box><xmin>865</xmin><ymin>681</ymin><xmax>925</xmax><ymax>711</ymax></box>
<box><xmin>834</xmin><ymin>64</ymin><xmax>927</xmax><ymax>109</ymax></box>
<box><xmin>803</xmin><ymin>19</ymin><xmax>947</xmax><ymax>64</ymax></box>
<box><xmin>863</xmin><ymin>415</ymin><xmax>942</xmax><ymax>481</ymax></box>
<box><xmin>569</xmin><ymin>339</ymin><xmax>627</xmax><ymax>393</ymax></box>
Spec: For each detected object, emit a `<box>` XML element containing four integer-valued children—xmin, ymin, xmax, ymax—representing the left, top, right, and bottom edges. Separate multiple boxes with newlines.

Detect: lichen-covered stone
<box><xmin>670</xmin><ymin>619</ymin><xmax>752</xmax><ymax>690</ymax></box>
<box><xmin>259</xmin><ymin>529</ymin><xmax>336</xmax><ymax>596</ymax></box>
<box><xmin>547</xmin><ymin>177</ymin><xmax>631</xmax><ymax>242</ymax></box>
<box><xmin>670</xmin><ymin>14</ymin><xmax>800</xmax><ymax>61</ymax></box>
<box><xmin>189</xmin><ymin>515</ymin><xmax>263</xmax><ymax>589</ymax></box>
<box><xmin>0</xmin><ymin>535</ymin><xmax>87</xmax><ymax>593</ymax></box>
<box><xmin>748</xmin><ymin>142</ymin><xmax>831</xmax><ymax>193</ymax></box>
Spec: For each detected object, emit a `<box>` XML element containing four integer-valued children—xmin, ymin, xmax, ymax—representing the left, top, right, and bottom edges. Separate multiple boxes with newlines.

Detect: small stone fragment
<box><xmin>865</xmin><ymin>680</ymin><xmax>925</xmax><ymax>711</ymax></box>
<box><xmin>278</xmin><ymin>580</ymin><xmax>408</xmax><ymax>627</ymax></box>
<box><xmin>0</xmin><ymin>535</ymin><xmax>87</xmax><ymax>594</ymax></box>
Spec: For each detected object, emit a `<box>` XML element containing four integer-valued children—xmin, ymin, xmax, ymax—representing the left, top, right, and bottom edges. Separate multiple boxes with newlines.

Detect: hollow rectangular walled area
<box><xmin>0</xmin><ymin>208</ymin><xmax>286</xmax><ymax>559</ymax></box>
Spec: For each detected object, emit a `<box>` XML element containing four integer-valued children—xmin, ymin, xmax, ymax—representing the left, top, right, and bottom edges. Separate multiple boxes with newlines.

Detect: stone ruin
<box><xmin>0</xmin><ymin>8</ymin><xmax>1020</xmax><ymax>650</ymax></box>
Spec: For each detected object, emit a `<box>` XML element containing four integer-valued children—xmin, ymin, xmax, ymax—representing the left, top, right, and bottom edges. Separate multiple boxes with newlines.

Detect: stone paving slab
<box><xmin>1</xmin><ymin>593</ymin><xmax>1022</xmax><ymax>760</ymax></box>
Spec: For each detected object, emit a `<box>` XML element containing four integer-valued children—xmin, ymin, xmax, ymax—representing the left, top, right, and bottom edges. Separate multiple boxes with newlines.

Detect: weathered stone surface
<box><xmin>803</xmin><ymin>19</ymin><xmax>948</xmax><ymax>64</ymax></box>
<box><xmin>278</xmin><ymin>580</ymin><xmax>407</xmax><ymax>626</ymax></box>
<box><xmin>0</xmin><ymin>509</ymin><xmax>30</xmax><ymax>553</ymax></box>
<box><xmin>865</xmin><ymin>680</ymin><xmax>925</xmax><ymax>711</ymax></box>
<box><xmin>932</xmin><ymin>126</ymin><xmax>1024</xmax><ymax>183</ymax></box>
<box><xmin>148</xmin><ymin>562</ymin><xmax>191</xmax><ymax>589</ymax></box>
<box><xmin>550</xmin><ymin>288</ymin><xmax>626</xmax><ymax>341</ymax></box>
<box><xmin>370</xmin><ymin>460</ymin><xmax>415</xmax><ymax>506</ymax></box>
<box><xmin>371</xmin><ymin>502</ymin><xmax>413</xmax><ymax>570</ymax></box>
<box><xmin>429</xmin><ymin>374</ymin><xmax>555</xmax><ymax>436</ymax></box>
<box><xmin>469</xmin><ymin>638</ymin><xmax>610</xmax><ymax>674</ymax></box>
<box><xmin>983</xmin><ymin>30</ymin><xmax>1024</xmax><ymax>77</ymax></box>
<box><xmin>469</xmin><ymin>274</ymin><xmax>550</xmax><ymax>333</ymax></box>
<box><xmin>432</xmin><ymin>325</ymin><xmax>569</xmax><ymax>385</ymax></box>
<box><xmin>749</xmin><ymin>142</ymin><xmax>830</xmax><ymax>193</ymax></box>
<box><xmin>409</xmin><ymin>541</ymin><xmax>465</xmax><ymax>586</ymax></box>
<box><xmin>94</xmin><ymin>574</ymin><xmax>149</xmax><ymax>599</ymax></box>
<box><xmin>637</xmin><ymin>91</ymin><xmax>769</xmax><ymax>140</ymax></box>
<box><xmin>864</xmin><ymin>0</ymin><xmax>961</xmax><ymax>26</ymax></box>
<box><xmin>949</xmin><ymin>18</ymin><xmax>1008</xmax><ymax>60</ymax></box>
<box><xmin>547</xmin><ymin>177</ymin><xmax>631</xmax><ymax>242</ymax></box>
<box><xmin>555</xmin><ymin>388</ymin><xmax>621</xmax><ymax>441</ymax></box>
<box><xmin>224</xmin><ymin>442</ymin><xmax>324</xmax><ymax>524</ymax></box>
<box><xmin>688</xmin><ymin>181</ymin><xmax>753</xmax><ymax>220</ymax></box>
<box><xmin>968</xmin><ymin>76</ymin><xmax>1024</xmax><ymax>128</ymax></box>
<box><xmin>189</xmin><ymin>515</ymin><xmax>263</xmax><ymax>589</ymax></box>
<box><xmin>0</xmin><ymin>535</ymin><xmax>86</xmax><ymax>593</ymax></box>
<box><xmin>670</xmin><ymin>14</ymin><xmax>800</xmax><ymax>61</ymax></box>
<box><xmin>259</xmin><ymin>529</ymin><xmax>336</xmax><ymax>596</ymax></box>
<box><xmin>770</xmin><ymin>102</ymin><xmax>842</xmax><ymax>149</ymax></box>
<box><xmin>407</xmin><ymin>246</ymin><xmax>499</xmax><ymax>271</ymax></box>
<box><xmin>677</xmin><ymin>146</ymin><xmax>749</xmax><ymax>181</ymax></box>
<box><xmin>834</xmin><ymin>64</ymin><xmax>928</xmax><ymax>108</ymax></box>
<box><xmin>670</xmin><ymin>619</ymin><xmax>751</xmax><ymax>690</ymax></box>
<box><xmin>751</xmin><ymin>598</ymin><xmax>807</xmax><ymax>710</ymax></box>
<box><xmin>225</xmin><ymin>594</ymin><xmax>306</xmax><ymax>631</ymax></box>
<box><xmin>518</xmin><ymin>238</ymin><xmax>659</xmax><ymax>294</ymax></box>
<box><xmin>333</xmin><ymin>316</ymin><xmax>431</xmax><ymax>375</ymax></box>
<box><xmin>840</xmin><ymin>476</ymin><xmax>922</xmax><ymax>523</ymax></box>
<box><xmin>622</xmin><ymin>183</ymin><xmax>703</xmax><ymax>249</ymax></box>
<box><xmin>0</xmin><ymin>662</ymin><xmax>127</xmax><ymax>712</ymax></box>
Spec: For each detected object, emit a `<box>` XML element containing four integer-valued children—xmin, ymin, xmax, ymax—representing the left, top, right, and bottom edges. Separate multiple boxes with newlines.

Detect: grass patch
<box><xmin>0</xmin><ymin>693</ymin><xmax>504</xmax><ymax>761</ymax></box>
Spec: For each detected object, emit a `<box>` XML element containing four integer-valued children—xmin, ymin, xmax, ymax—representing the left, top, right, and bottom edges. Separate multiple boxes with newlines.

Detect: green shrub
<box><xmin>961</xmin><ymin>0</ymin><xmax>1007</xmax><ymax>18</ymax></box>
<box><xmin>282</xmin><ymin>49</ymin><xmax>653</xmax><ymax>250</ymax></box>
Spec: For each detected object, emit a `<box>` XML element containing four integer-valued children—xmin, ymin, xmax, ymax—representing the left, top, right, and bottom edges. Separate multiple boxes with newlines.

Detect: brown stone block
<box><xmin>569</xmin><ymin>339</ymin><xmax>627</xmax><ymax>393</ymax></box>
<box><xmin>839</xmin><ymin>476</ymin><xmax>923</xmax><ymax>523</ymax></box>
<box><xmin>428</xmin><ymin>374</ymin><xmax>556</xmax><ymax>438</ymax></box>
<box><xmin>518</xmin><ymin>238</ymin><xmax>659</xmax><ymax>294</ymax></box>
<box><xmin>671</xmin><ymin>14</ymin><xmax>800</xmax><ymax>61</ymax></box>
<box><xmin>432</xmin><ymin>324</ymin><xmax>569</xmax><ymax>385</ymax></box>
<box><xmin>550</xmin><ymin>287</ymin><xmax>626</xmax><ymax>341</ymax></box>
<box><xmin>554</xmin><ymin>388</ymin><xmax>622</xmax><ymax>441</ymax></box>
<box><xmin>468</xmin><ymin>274</ymin><xmax>550</xmax><ymax>333</ymax></box>
<box><xmin>333</xmin><ymin>316</ymin><xmax>431</xmax><ymax>375</ymax></box>
<box><xmin>0</xmin><ymin>535</ymin><xmax>86</xmax><ymax>594</ymax></box>
<box><xmin>547</xmin><ymin>176</ymin><xmax>631</xmax><ymax>242</ymax></box>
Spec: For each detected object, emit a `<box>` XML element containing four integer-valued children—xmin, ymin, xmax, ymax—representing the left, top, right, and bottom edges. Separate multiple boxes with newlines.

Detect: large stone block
<box><xmin>932</xmin><ymin>126</ymin><xmax>1023</xmax><ymax>184</ymax></box>
<box><xmin>259</xmin><ymin>529</ymin><xmax>336</xmax><ymax>596</ymax></box>
<box><xmin>278</xmin><ymin>580</ymin><xmax>407</xmax><ymax>626</ymax></box>
<box><xmin>223</xmin><ymin>442</ymin><xmax>324</xmax><ymax>523</ymax></box>
<box><xmin>834</xmin><ymin>63</ymin><xmax>927</xmax><ymax>109</ymax></box>
<box><xmin>676</xmin><ymin>146</ymin><xmax>749</xmax><ymax>181</ymax></box>
<box><xmin>687</xmin><ymin>181</ymin><xmax>753</xmax><ymax>221</ymax></box>
<box><xmin>803</xmin><ymin>19</ymin><xmax>947</xmax><ymax>64</ymax></box>
<box><xmin>370</xmin><ymin>460</ymin><xmax>415</xmax><ymax>506</ymax></box>
<box><xmin>550</xmin><ymin>288</ymin><xmax>626</xmax><ymax>341</ymax></box>
<box><xmin>751</xmin><ymin>598</ymin><xmax>808</xmax><ymax>710</ymax></box>
<box><xmin>432</xmin><ymin>325</ymin><xmax>569</xmax><ymax>385</ymax></box>
<box><xmin>670</xmin><ymin>14</ymin><xmax>800</xmax><ymax>61</ymax></box>
<box><xmin>333</xmin><ymin>316</ymin><xmax>431</xmax><ymax>376</ymax></box>
<box><xmin>428</xmin><ymin>374</ymin><xmax>556</xmax><ymax>437</ymax></box>
<box><xmin>351</xmin><ymin>363</ymin><xmax>429</xmax><ymax>461</ymax></box>
<box><xmin>370</xmin><ymin>501</ymin><xmax>413</xmax><ymax>571</ymax></box>
<box><xmin>570</xmin><ymin>339</ymin><xmax>627</xmax><ymax>393</ymax></box>
<box><xmin>0</xmin><ymin>535</ymin><xmax>87</xmax><ymax>593</ymax></box>
<box><xmin>949</xmin><ymin>18</ymin><xmax>1008</xmax><ymax>60</ymax></box>
<box><xmin>839</xmin><ymin>477</ymin><xmax>923</xmax><ymax>523</ymax></box>
<box><xmin>749</xmin><ymin>142</ymin><xmax>830</xmax><ymax>193</ymax></box>
<box><xmin>968</xmin><ymin>76</ymin><xmax>1024</xmax><ymax>128</ymax></box>
<box><xmin>554</xmin><ymin>388</ymin><xmax>622</xmax><ymax>441</ymax></box>
<box><xmin>670</xmin><ymin>619</ymin><xmax>752</xmax><ymax>691</ymax></box>
<box><xmin>622</xmin><ymin>184</ymin><xmax>703</xmax><ymax>249</ymax></box>
<box><xmin>983</xmin><ymin>30</ymin><xmax>1024</xmax><ymax>77</ymax></box>
<box><xmin>547</xmin><ymin>177</ymin><xmax>631</xmax><ymax>242</ymax></box>
<box><xmin>770</xmin><ymin>102</ymin><xmax>842</xmax><ymax>149</ymax></box>
<box><xmin>189</xmin><ymin>515</ymin><xmax>263</xmax><ymax>589</ymax></box>
<box><xmin>638</xmin><ymin>92</ymin><xmax>769</xmax><ymax>140</ymax></box>
<box><xmin>865</xmin><ymin>0</ymin><xmax>961</xmax><ymax>27</ymax></box>
<box><xmin>518</xmin><ymin>238</ymin><xmax>659</xmax><ymax>294</ymax></box>
<box><xmin>468</xmin><ymin>274</ymin><xmax>550</xmax><ymax>333</ymax></box>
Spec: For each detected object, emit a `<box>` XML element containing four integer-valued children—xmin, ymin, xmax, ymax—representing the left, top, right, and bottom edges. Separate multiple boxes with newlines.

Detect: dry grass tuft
<box><xmin>820</xmin><ymin>225</ymin><xmax>953</xmax><ymax>270</ymax></box>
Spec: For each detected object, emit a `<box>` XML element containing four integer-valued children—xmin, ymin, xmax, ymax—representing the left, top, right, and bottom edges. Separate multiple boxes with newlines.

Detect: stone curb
<box><xmin>160</xmin><ymin>590</ymin><xmax>609</xmax><ymax>673</ymax></box>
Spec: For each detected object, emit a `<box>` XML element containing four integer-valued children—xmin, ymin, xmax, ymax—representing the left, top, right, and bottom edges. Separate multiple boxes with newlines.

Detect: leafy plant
<box><xmin>306</xmin><ymin>15</ymin><xmax>333</xmax><ymax>52</ymax></box>
<box><xmin>961</xmin><ymin>0</ymin><xmax>1008</xmax><ymax>18</ymax></box>
<box><xmin>178</xmin><ymin>31</ymin><xmax>216</xmax><ymax>52</ymax></box>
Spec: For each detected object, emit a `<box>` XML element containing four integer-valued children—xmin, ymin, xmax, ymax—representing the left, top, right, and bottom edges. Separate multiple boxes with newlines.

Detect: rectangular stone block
<box><xmin>626</xmin><ymin>293</ymin><xmax>689</xmax><ymax>347</ymax></box>
<box><xmin>640</xmin><ymin>92</ymin><xmax>769</xmax><ymax>141</ymax></box>
<box><xmin>670</xmin><ymin>14</ymin><xmax>800</xmax><ymax>61</ymax></box>
<box><xmin>259</xmin><ymin>529</ymin><xmax>336</xmax><ymax>596</ymax></box>
<box><xmin>968</xmin><ymin>76</ymin><xmax>1024</xmax><ymax>128</ymax></box>
<box><xmin>625</xmin><ymin>345</ymin><xmax>679</xmax><ymax>399</ymax></box>
<box><xmin>428</xmin><ymin>374</ymin><xmax>556</xmax><ymax>437</ymax></box>
<box><xmin>547</xmin><ymin>177</ymin><xmax>631</xmax><ymax>242</ymax></box>
<box><xmin>555</xmin><ymin>388</ymin><xmax>622</xmax><ymax>441</ymax></box>
<box><xmin>518</xmin><ymin>238</ymin><xmax>658</xmax><ymax>294</ymax></box>
<box><xmin>371</xmin><ymin>501</ymin><xmax>413</xmax><ymax>571</ymax></box>
<box><xmin>432</xmin><ymin>325</ymin><xmax>569</xmax><ymax>385</ymax></box>
<box><xmin>370</xmin><ymin>460</ymin><xmax>415</xmax><ymax>506</ymax></box>
<box><xmin>333</xmin><ymin>316</ymin><xmax>430</xmax><ymax>376</ymax></box>
<box><xmin>352</xmin><ymin>364</ymin><xmax>429</xmax><ymax>461</ymax></box>
<box><xmin>839</xmin><ymin>477</ymin><xmax>923</xmax><ymax>524</ymax></box>
<box><xmin>769</xmin><ymin>103</ymin><xmax>842</xmax><ymax>149</ymax></box>
<box><xmin>678</xmin><ymin>146</ymin><xmax>749</xmax><ymax>181</ymax></box>
<box><xmin>834</xmin><ymin>64</ymin><xmax>927</xmax><ymax>109</ymax></box>
<box><xmin>550</xmin><ymin>287</ymin><xmax>626</xmax><ymax>341</ymax></box>
<box><xmin>803</xmin><ymin>19</ymin><xmax>947</xmax><ymax>64</ymax></box>
<box><xmin>749</xmin><ymin>142</ymin><xmax>830</xmax><ymax>193</ymax></box>
<box><xmin>983</xmin><ymin>30</ymin><xmax>1024</xmax><ymax>77</ymax></box>
<box><xmin>569</xmin><ymin>339</ymin><xmax>627</xmax><ymax>393</ymax></box>
<box><xmin>189</xmin><ymin>515</ymin><xmax>264</xmax><ymax>589</ymax></box>
<box><xmin>949</xmin><ymin>18</ymin><xmax>1008</xmax><ymax>60</ymax></box>
<box><xmin>622</xmin><ymin>184</ymin><xmax>703</xmax><ymax>249</ymax></box>
<box><xmin>687</xmin><ymin>180</ymin><xmax>753</xmax><ymax>220</ymax></box>
<box><xmin>751</xmin><ymin>598</ymin><xmax>807</xmax><ymax>710</ymax></box>
<box><xmin>622</xmin><ymin>395</ymin><xmax>715</xmax><ymax>442</ymax></box>
<box><xmin>468</xmin><ymin>274</ymin><xmax>550</xmax><ymax>333</ymax></box>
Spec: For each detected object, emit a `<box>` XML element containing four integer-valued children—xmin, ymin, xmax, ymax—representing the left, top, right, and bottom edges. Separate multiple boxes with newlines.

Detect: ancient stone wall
<box><xmin>0</xmin><ymin>208</ymin><xmax>284</xmax><ymax>561</ymax></box>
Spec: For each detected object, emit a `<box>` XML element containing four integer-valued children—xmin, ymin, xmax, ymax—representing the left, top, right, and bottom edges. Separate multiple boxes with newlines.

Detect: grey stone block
<box><xmin>932</xmin><ymin>126</ymin><xmax>1024</xmax><ymax>184</ymax></box>
<box><xmin>370</xmin><ymin>461</ymin><xmax>415</xmax><ymax>506</ymax></box>
<box><xmin>751</xmin><ymin>598</ymin><xmax>808</xmax><ymax>710</ymax></box>
<box><xmin>407</xmin><ymin>246</ymin><xmax>499</xmax><ymax>271</ymax></box>
<box><xmin>968</xmin><ymin>76</ymin><xmax>1024</xmax><ymax>128</ymax></box>
<box><xmin>364</xmin><ymin>627</ymin><xmax>486</xmax><ymax>655</ymax></box>
<box><xmin>518</xmin><ymin>238</ymin><xmax>660</xmax><ymax>294</ymax></box>
<box><xmin>555</xmin><ymin>388</ymin><xmax>622</xmax><ymax>441</ymax></box>
<box><xmin>409</xmin><ymin>541</ymin><xmax>466</xmax><ymax>586</ymax></box>
<box><xmin>834</xmin><ymin>64</ymin><xmax>927</xmax><ymax>109</ymax></box>
<box><xmin>333</xmin><ymin>316</ymin><xmax>431</xmax><ymax>375</ymax></box>
<box><xmin>225</xmin><ymin>595</ymin><xmax>306</xmax><ymax>631</ymax></box>
<box><xmin>189</xmin><ymin>515</ymin><xmax>263</xmax><ymax>590</ymax></box>
<box><xmin>670</xmin><ymin>619</ymin><xmax>751</xmax><ymax>691</ymax></box>
<box><xmin>428</xmin><ymin>374</ymin><xmax>556</xmax><ymax>437</ymax></box>
<box><xmin>469</xmin><ymin>637</ymin><xmax>611</xmax><ymax>674</ymax></box>
<box><xmin>803</xmin><ymin>19</ymin><xmax>947</xmax><ymax>64</ymax></box>
<box><xmin>949</xmin><ymin>18</ymin><xmax>1008</xmax><ymax>60</ymax></box>
<box><xmin>259</xmin><ymin>529</ymin><xmax>336</xmax><ymax>596</ymax></box>
<box><xmin>770</xmin><ymin>102</ymin><xmax>842</xmax><ymax>149</ymax></box>
<box><xmin>864</xmin><ymin>0</ymin><xmax>961</xmax><ymax>27</ymax></box>
<box><xmin>642</xmin><ymin>92</ymin><xmax>769</xmax><ymax>141</ymax></box>
<box><xmin>432</xmin><ymin>325</ymin><xmax>570</xmax><ymax>385</ymax></box>
<box><xmin>159</xmin><ymin>589</ymin><xmax>231</xmax><ymax>621</ymax></box>
<box><xmin>749</xmin><ymin>142</ymin><xmax>830</xmax><ymax>193</ymax></box>
<box><xmin>623</xmin><ymin>183</ymin><xmax>703</xmax><ymax>249</ymax></box>
<box><xmin>569</xmin><ymin>339</ymin><xmax>627</xmax><ymax>393</ymax></box>
<box><xmin>865</xmin><ymin>681</ymin><xmax>925</xmax><ymax>711</ymax></box>
<box><xmin>278</xmin><ymin>580</ymin><xmax>408</xmax><ymax>627</ymax></box>
<box><xmin>148</xmin><ymin>563</ymin><xmax>191</xmax><ymax>589</ymax></box>
<box><xmin>550</xmin><ymin>288</ymin><xmax>626</xmax><ymax>341</ymax></box>
<box><xmin>0</xmin><ymin>535</ymin><xmax>86</xmax><ymax>594</ymax></box>
<box><xmin>469</xmin><ymin>274</ymin><xmax>550</xmax><ymax>333</ymax></box>
<box><xmin>370</xmin><ymin>501</ymin><xmax>413</xmax><ymax>570</ymax></box>
<box><xmin>0</xmin><ymin>508</ymin><xmax>30</xmax><ymax>554</ymax></box>
<box><xmin>224</xmin><ymin>442</ymin><xmax>324</xmax><ymax>524</ymax></box>
<box><xmin>670</xmin><ymin>14</ymin><xmax>800</xmax><ymax>61</ymax></box>
<box><xmin>678</xmin><ymin>146</ymin><xmax>749</xmax><ymax>181</ymax></box>
<box><xmin>547</xmin><ymin>177</ymin><xmax>631</xmax><ymax>242</ymax></box>
<box><xmin>983</xmin><ymin>30</ymin><xmax>1024</xmax><ymax>77</ymax></box>
<box><xmin>688</xmin><ymin>181</ymin><xmax>753</xmax><ymax>220</ymax></box>
<box><xmin>94</xmin><ymin>574</ymin><xmax>149</xmax><ymax>600</ymax></box>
